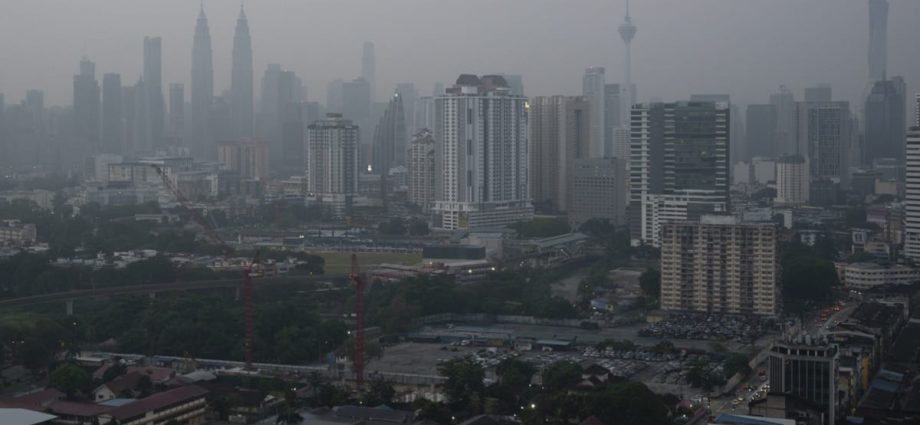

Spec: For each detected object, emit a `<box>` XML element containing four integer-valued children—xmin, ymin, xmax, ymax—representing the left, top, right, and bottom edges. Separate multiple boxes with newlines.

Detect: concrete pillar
<box><xmin>65</xmin><ymin>300</ymin><xmax>74</xmax><ymax>316</ymax></box>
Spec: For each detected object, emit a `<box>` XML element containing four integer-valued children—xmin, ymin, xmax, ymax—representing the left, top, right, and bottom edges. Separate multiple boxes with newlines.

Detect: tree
<box><xmin>639</xmin><ymin>268</ymin><xmax>661</xmax><ymax>301</ymax></box>
<box><xmin>541</xmin><ymin>361</ymin><xmax>582</xmax><ymax>393</ymax></box>
<box><xmin>49</xmin><ymin>363</ymin><xmax>91</xmax><ymax>399</ymax></box>
<box><xmin>723</xmin><ymin>354</ymin><xmax>752</xmax><ymax>378</ymax></box>
<box><xmin>511</xmin><ymin>218</ymin><xmax>571</xmax><ymax>238</ymax></box>
<box><xmin>496</xmin><ymin>358</ymin><xmax>535</xmax><ymax>390</ymax></box>
<box><xmin>438</xmin><ymin>357</ymin><xmax>485</xmax><ymax>407</ymax></box>
<box><xmin>407</xmin><ymin>219</ymin><xmax>430</xmax><ymax>236</ymax></box>
<box><xmin>782</xmin><ymin>256</ymin><xmax>838</xmax><ymax>312</ymax></box>
<box><xmin>378</xmin><ymin>219</ymin><xmax>407</xmax><ymax>236</ymax></box>
<box><xmin>363</xmin><ymin>378</ymin><xmax>396</xmax><ymax>406</ymax></box>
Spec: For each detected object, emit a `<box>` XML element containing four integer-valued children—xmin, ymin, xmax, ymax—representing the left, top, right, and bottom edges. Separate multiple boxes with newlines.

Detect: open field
<box><xmin>309</xmin><ymin>251</ymin><xmax>423</xmax><ymax>274</ymax></box>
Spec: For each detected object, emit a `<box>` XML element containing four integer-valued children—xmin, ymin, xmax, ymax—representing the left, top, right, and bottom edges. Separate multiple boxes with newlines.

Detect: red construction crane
<box><xmin>350</xmin><ymin>254</ymin><xmax>365</xmax><ymax>388</ymax></box>
<box><xmin>149</xmin><ymin>164</ymin><xmax>258</xmax><ymax>370</ymax></box>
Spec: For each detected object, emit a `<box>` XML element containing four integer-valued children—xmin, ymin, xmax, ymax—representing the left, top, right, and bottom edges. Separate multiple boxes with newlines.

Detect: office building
<box><xmin>362</xmin><ymin>42</ymin><xmax>376</xmax><ymax>101</ymax></box>
<box><xmin>605</xmin><ymin>83</ymin><xmax>623</xmax><ymax>156</ymax></box>
<box><xmin>433</xmin><ymin>75</ymin><xmax>532</xmax><ymax>230</ymax></box>
<box><xmin>101</xmin><ymin>73</ymin><xmax>122</xmax><ymax>154</ymax></box>
<box><xmin>168</xmin><ymin>83</ymin><xmax>184</xmax><ymax>144</ymax></box>
<box><xmin>660</xmin><ymin>216</ymin><xmax>779</xmax><ymax>316</ymax></box>
<box><xmin>745</xmin><ymin>104</ymin><xmax>777</xmax><ymax>160</ymax></box>
<box><xmin>864</xmin><ymin>78</ymin><xmax>906</xmax><ymax>164</ymax></box>
<box><xmin>582</xmin><ymin>67</ymin><xmax>606</xmax><ymax>158</ymax></box>
<box><xmin>217</xmin><ymin>140</ymin><xmax>269</xmax><ymax>181</ymax></box>
<box><xmin>373</xmin><ymin>92</ymin><xmax>407</xmax><ymax>199</ymax></box>
<box><xmin>396</xmin><ymin>83</ymin><xmax>418</xmax><ymax>133</ymax></box>
<box><xmin>499</xmin><ymin>74</ymin><xmax>524</xmax><ymax>97</ymax></box>
<box><xmin>904</xmin><ymin>128</ymin><xmax>920</xmax><ymax>261</ymax></box>
<box><xmin>258</xmin><ymin>64</ymin><xmax>302</xmax><ymax>159</ymax></box>
<box><xmin>804</xmin><ymin>84</ymin><xmax>832</xmax><ymax>103</ymax></box>
<box><xmin>629</xmin><ymin>101</ymin><xmax>730</xmax><ymax>247</ymax></box>
<box><xmin>800</xmin><ymin>101</ymin><xmax>852</xmax><ymax>188</ymax></box>
<box><xmin>407</xmin><ymin>129</ymin><xmax>436</xmax><ymax>211</ymax></box>
<box><xmin>190</xmin><ymin>6</ymin><xmax>213</xmax><ymax>155</ymax></box>
<box><xmin>231</xmin><ymin>5</ymin><xmax>254</xmax><ymax>139</ymax></box>
<box><xmin>771</xmin><ymin>86</ymin><xmax>797</xmax><ymax>156</ymax></box>
<box><xmin>280</xmin><ymin>103</ymin><xmax>305</xmax><ymax>176</ymax></box>
<box><xmin>143</xmin><ymin>36</ymin><xmax>165</xmax><ymax>151</ymax></box>
<box><xmin>768</xmin><ymin>335</ymin><xmax>838</xmax><ymax>425</ymax></box>
<box><xmin>529</xmin><ymin>96</ymin><xmax>590</xmax><ymax>212</ymax></box>
<box><xmin>73</xmin><ymin>59</ymin><xmax>100</xmax><ymax>153</ymax></box>
<box><xmin>775</xmin><ymin>155</ymin><xmax>809</xmax><ymax>206</ymax></box>
<box><xmin>569</xmin><ymin>158</ymin><xmax>628</xmax><ymax>227</ymax></box>
<box><xmin>306</xmin><ymin>114</ymin><xmax>359</xmax><ymax>197</ymax></box>
<box><xmin>868</xmin><ymin>0</ymin><xmax>889</xmax><ymax>81</ymax></box>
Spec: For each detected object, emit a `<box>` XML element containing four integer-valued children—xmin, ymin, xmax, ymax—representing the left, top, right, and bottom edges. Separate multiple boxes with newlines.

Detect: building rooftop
<box><xmin>105</xmin><ymin>385</ymin><xmax>207</xmax><ymax>422</ymax></box>
<box><xmin>0</xmin><ymin>408</ymin><xmax>56</xmax><ymax>425</ymax></box>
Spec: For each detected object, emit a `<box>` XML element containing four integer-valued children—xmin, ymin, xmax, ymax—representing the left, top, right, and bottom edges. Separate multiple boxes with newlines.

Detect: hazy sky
<box><xmin>1</xmin><ymin>0</ymin><xmax>919</xmax><ymax>109</ymax></box>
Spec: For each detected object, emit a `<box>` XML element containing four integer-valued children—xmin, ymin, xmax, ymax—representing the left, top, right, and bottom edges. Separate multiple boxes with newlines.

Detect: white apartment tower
<box><xmin>433</xmin><ymin>75</ymin><xmax>532</xmax><ymax>230</ymax></box>
<box><xmin>775</xmin><ymin>155</ymin><xmax>809</xmax><ymax>206</ymax></box>
<box><xmin>407</xmin><ymin>129</ymin><xmax>436</xmax><ymax>211</ymax></box>
<box><xmin>306</xmin><ymin>114</ymin><xmax>359</xmax><ymax>196</ymax></box>
<box><xmin>905</xmin><ymin>127</ymin><xmax>920</xmax><ymax>260</ymax></box>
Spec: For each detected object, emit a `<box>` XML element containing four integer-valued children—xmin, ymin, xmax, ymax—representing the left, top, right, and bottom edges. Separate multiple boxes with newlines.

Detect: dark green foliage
<box><xmin>439</xmin><ymin>357</ymin><xmax>485</xmax><ymax>407</ymax></box>
<box><xmin>781</xmin><ymin>242</ymin><xmax>839</xmax><ymax>313</ymax></box>
<box><xmin>540</xmin><ymin>361</ymin><xmax>583</xmax><ymax>393</ymax></box>
<box><xmin>378</xmin><ymin>218</ymin><xmax>407</xmax><ymax>236</ymax></box>
<box><xmin>49</xmin><ymin>363</ymin><xmax>91</xmax><ymax>399</ymax></box>
<box><xmin>639</xmin><ymin>268</ymin><xmax>661</xmax><ymax>300</ymax></box>
<box><xmin>723</xmin><ymin>354</ymin><xmax>752</xmax><ymax>378</ymax></box>
<box><xmin>363</xmin><ymin>378</ymin><xmax>396</xmax><ymax>406</ymax></box>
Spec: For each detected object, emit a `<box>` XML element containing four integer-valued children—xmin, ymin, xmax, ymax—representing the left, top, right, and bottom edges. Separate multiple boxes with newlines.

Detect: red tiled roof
<box><xmin>106</xmin><ymin>385</ymin><xmax>208</xmax><ymax>422</ymax></box>
<box><xmin>100</xmin><ymin>371</ymin><xmax>146</xmax><ymax>395</ymax></box>
<box><xmin>126</xmin><ymin>366</ymin><xmax>175</xmax><ymax>383</ymax></box>
<box><xmin>0</xmin><ymin>388</ymin><xmax>64</xmax><ymax>410</ymax></box>
<box><xmin>47</xmin><ymin>400</ymin><xmax>113</xmax><ymax>417</ymax></box>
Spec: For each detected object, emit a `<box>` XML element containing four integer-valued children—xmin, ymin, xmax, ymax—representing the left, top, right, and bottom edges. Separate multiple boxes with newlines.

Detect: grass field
<box><xmin>310</xmin><ymin>251</ymin><xmax>423</xmax><ymax>274</ymax></box>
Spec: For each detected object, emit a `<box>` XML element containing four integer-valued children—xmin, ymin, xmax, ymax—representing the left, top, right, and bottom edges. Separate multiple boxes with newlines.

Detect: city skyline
<box><xmin>1</xmin><ymin>0</ymin><xmax>919</xmax><ymax>108</ymax></box>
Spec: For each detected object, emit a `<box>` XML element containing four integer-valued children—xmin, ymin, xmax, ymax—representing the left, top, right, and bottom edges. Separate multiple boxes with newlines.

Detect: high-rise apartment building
<box><xmin>143</xmin><ymin>36</ymin><xmax>165</xmax><ymax>151</ymax></box>
<box><xmin>529</xmin><ymin>96</ymin><xmax>590</xmax><ymax>212</ymax></box>
<box><xmin>771</xmin><ymin>87</ymin><xmax>797</xmax><ymax>156</ymax></box>
<box><xmin>569</xmin><ymin>158</ymin><xmax>628</xmax><ymax>227</ymax></box>
<box><xmin>864</xmin><ymin>78</ymin><xmax>906</xmax><ymax>164</ymax></box>
<box><xmin>231</xmin><ymin>6</ymin><xmax>254</xmax><ymax>139</ymax></box>
<box><xmin>306</xmin><ymin>114</ymin><xmax>359</xmax><ymax>196</ymax></box>
<box><xmin>191</xmin><ymin>7</ymin><xmax>213</xmax><ymax>156</ymax></box>
<box><xmin>258</xmin><ymin>64</ymin><xmax>303</xmax><ymax>160</ymax></box>
<box><xmin>629</xmin><ymin>101</ymin><xmax>730</xmax><ymax>247</ymax></box>
<box><xmin>604</xmin><ymin>84</ymin><xmax>623</xmax><ymax>157</ymax></box>
<box><xmin>775</xmin><ymin>155</ymin><xmax>809</xmax><ymax>206</ymax></box>
<box><xmin>280</xmin><ymin>103</ymin><xmax>305</xmax><ymax>176</ymax></box>
<box><xmin>396</xmin><ymin>83</ymin><xmax>418</xmax><ymax>133</ymax></box>
<box><xmin>217</xmin><ymin>139</ymin><xmax>269</xmax><ymax>181</ymax></box>
<box><xmin>769</xmin><ymin>335</ymin><xmax>839</xmax><ymax>425</ymax></box>
<box><xmin>904</xmin><ymin>128</ymin><xmax>920</xmax><ymax>261</ymax></box>
<box><xmin>373</xmin><ymin>92</ymin><xmax>407</xmax><ymax>200</ymax></box>
<box><xmin>101</xmin><ymin>73</ymin><xmax>122</xmax><ymax>154</ymax></box>
<box><xmin>660</xmin><ymin>216</ymin><xmax>779</xmax><ymax>316</ymax></box>
<box><xmin>804</xmin><ymin>84</ymin><xmax>832</xmax><ymax>103</ymax></box>
<box><xmin>73</xmin><ymin>59</ymin><xmax>100</xmax><ymax>153</ymax></box>
<box><xmin>433</xmin><ymin>75</ymin><xmax>532</xmax><ymax>230</ymax></box>
<box><xmin>582</xmin><ymin>67</ymin><xmax>606</xmax><ymax>158</ymax></box>
<box><xmin>407</xmin><ymin>129</ymin><xmax>436</xmax><ymax>211</ymax></box>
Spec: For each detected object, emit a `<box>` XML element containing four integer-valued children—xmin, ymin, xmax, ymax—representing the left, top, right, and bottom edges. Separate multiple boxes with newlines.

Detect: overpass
<box><xmin>0</xmin><ymin>274</ymin><xmax>348</xmax><ymax>314</ymax></box>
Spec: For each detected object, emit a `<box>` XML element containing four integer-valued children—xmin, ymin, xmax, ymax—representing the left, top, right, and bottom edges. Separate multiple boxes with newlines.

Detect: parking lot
<box><xmin>639</xmin><ymin>313</ymin><xmax>773</xmax><ymax>343</ymax></box>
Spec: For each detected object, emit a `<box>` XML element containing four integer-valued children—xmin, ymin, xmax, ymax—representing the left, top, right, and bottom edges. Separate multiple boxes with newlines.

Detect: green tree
<box><xmin>363</xmin><ymin>378</ymin><xmax>396</xmax><ymax>406</ymax></box>
<box><xmin>541</xmin><ymin>361</ymin><xmax>582</xmax><ymax>393</ymax></box>
<box><xmin>49</xmin><ymin>363</ymin><xmax>91</xmax><ymax>399</ymax></box>
<box><xmin>496</xmin><ymin>358</ymin><xmax>535</xmax><ymax>390</ymax></box>
<box><xmin>723</xmin><ymin>354</ymin><xmax>752</xmax><ymax>378</ymax></box>
<box><xmin>639</xmin><ymin>268</ymin><xmax>661</xmax><ymax>301</ymax></box>
<box><xmin>438</xmin><ymin>357</ymin><xmax>485</xmax><ymax>407</ymax></box>
<box><xmin>782</xmin><ymin>256</ymin><xmax>838</xmax><ymax>312</ymax></box>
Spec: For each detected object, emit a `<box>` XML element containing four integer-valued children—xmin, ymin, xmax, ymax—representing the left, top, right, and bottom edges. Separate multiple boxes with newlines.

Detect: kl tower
<box><xmin>619</xmin><ymin>0</ymin><xmax>638</xmax><ymax>115</ymax></box>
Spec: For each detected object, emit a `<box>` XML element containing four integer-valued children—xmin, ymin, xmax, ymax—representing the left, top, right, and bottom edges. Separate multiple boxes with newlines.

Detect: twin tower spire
<box><xmin>191</xmin><ymin>3</ymin><xmax>253</xmax><ymax>158</ymax></box>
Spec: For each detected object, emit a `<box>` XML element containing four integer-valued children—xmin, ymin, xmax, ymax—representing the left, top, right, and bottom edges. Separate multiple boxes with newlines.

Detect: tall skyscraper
<box><xmin>231</xmin><ymin>5</ymin><xmax>254</xmax><ymax>139</ymax></box>
<box><xmin>372</xmin><ymin>91</ymin><xmax>407</xmax><ymax>177</ymax></box>
<box><xmin>73</xmin><ymin>59</ymin><xmax>100</xmax><ymax>153</ymax></box>
<box><xmin>864</xmin><ymin>78</ymin><xmax>906</xmax><ymax>164</ymax></box>
<box><xmin>775</xmin><ymin>155</ymin><xmax>809</xmax><ymax>206</ymax></box>
<box><xmin>905</xmin><ymin>128</ymin><xmax>920</xmax><ymax>261</ymax></box>
<box><xmin>362</xmin><ymin>42</ymin><xmax>376</xmax><ymax>102</ymax></box>
<box><xmin>868</xmin><ymin>0</ymin><xmax>889</xmax><ymax>81</ymax></box>
<box><xmin>745</xmin><ymin>104</ymin><xmax>777</xmax><ymax>160</ymax></box>
<box><xmin>408</xmin><ymin>129</ymin><xmax>436</xmax><ymax>212</ymax></box>
<box><xmin>218</xmin><ymin>140</ymin><xmax>269</xmax><ymax>181</ymax></box>
<box><xmin>618</xmin><ymin>0</ymin><xmax>638</xmax><ymax>117</ymax></box>
<box><xmin>395</xmin><ymin>83</ymin><xmax>418</xmax><ymax>133</ymax></box>
<box><xmin>530</xmin><ymin>96</ymin><xmax>590</xmax><ymax>213</ymax></box>
<box><xmin>433</xmin><ymin>75</ymin><xmax>532</xmax><ymax>230</ymax></box>
<box><xmin>190</xmin><ymin>7</ymin><xmax>213</xmax><ymax>156</ymax></box>
<box><xmin>770</xmin><ymin>86</ymin><xmax>797</xmax><ymax>155</ymax></box>
<box><xmin>143</xmin><ymin>37</ymin><xmax>165</xmax><ymax>151</ymax></box>
<box><xmin>629</xmin><ymin>101</ymin><xmax>731</xmax><ymax>247</ymax></box>
<box><xmin>582</xmin><ymin>67</ymin><xmax>606</xmax><ymax>158</ymax></box>
<box><xmin>168</xmin><ymin>83</ymin><xmax>185</xmax><ymax>144</ymax></box>
<box><xmin>804</xmin><ymin>84</ymin><xmax>832</xmax><ymax>103</ymax></box>
<box><xmin>306</xmin><ymin>114</ymin><xmax>359</xmax><ymax>216</ymax></box>
<box><xmin>281</xmin><ymin>103</ymin><xmax>305</xmax><ymax>176</ymax></box>
<box><xmin>258</xmin><ymin>64</ymin><xmax>302</xmax><ymax>160</ymax></box>
<box><xmin>801</xmin><ymin>101</ymin><xmax>852</xmax><ymax>188</ymax></box>
<box><xmin>101</xmin><ymin>74</ymin><xmax>122</xmax><ymax>154</ymax></box>
<box><xmin>660</xmin><ymin>216</ymin><xmax>779</xmax><ymax>316</ymax></box>
<box><xmin>604</xmin><ymin>84</ymin><xmax>623</xmax><ymax>157</ymax></box>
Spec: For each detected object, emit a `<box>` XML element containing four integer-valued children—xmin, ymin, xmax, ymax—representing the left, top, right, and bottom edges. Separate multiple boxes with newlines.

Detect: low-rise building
<box><xmin>840</xmin><ymin>263</ymin><xmax>920</xmax><ymax>290</ymax></box>
<box><xmin>99</xmin><ymin>385</ymin><xmax>208</xmax><ymax>425</ymax></box>
<box><xmin>0</xmin><ymin>221</ymin><xmax>36</xmax><ymax>245</ymax></box>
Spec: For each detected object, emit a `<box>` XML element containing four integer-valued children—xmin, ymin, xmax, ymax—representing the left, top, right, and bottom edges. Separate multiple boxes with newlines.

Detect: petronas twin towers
<box><xmin>191</xmin><ymin>5</ymin><xmax>253</xmax><ymax>158</ymax></box>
